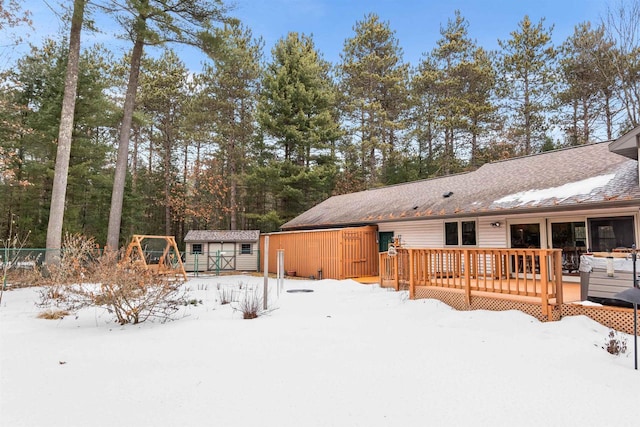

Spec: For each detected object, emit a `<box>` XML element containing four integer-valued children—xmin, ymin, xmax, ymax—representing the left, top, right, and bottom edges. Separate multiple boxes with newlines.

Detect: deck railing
<box><xmin>379</xmin><ymin>247</ymin><xmax>563</xmax><ymax>317</ymax></box>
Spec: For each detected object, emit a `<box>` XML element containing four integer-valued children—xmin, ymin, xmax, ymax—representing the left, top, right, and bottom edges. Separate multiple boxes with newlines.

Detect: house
<box><xmin>281</xmin><ymin>129</ymin><xmax>640</xmax><ymax>278</ymax></box>
<box><xmin>270</xmin><ymin>128</ymin><xmax>640</xmax><ymax>331</ymax></box>
<box><xmin>183</xmin><ymin>230</ymin><xmax>260</xmax><ymax>273</ymax></box>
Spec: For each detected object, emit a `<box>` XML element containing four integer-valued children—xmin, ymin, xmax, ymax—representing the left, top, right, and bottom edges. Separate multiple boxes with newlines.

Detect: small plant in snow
<box><xmin>603</xmin><ymin>330</ymin><xmax>628</xmax><ymax>355</ymax></box>
<box><xmin>217</xmin><ymin>283</ymin><xmax>235</xmax><ymax>305</ymax></box>
<box><xmin>37</xmin><ymin>309</ymin><xmax>69</xmax><ymax>320</ymax></box>
<box><xmin>232</xmin><ymin>284</ymin><xmax>263</xmax><ymax>319</ymax></box>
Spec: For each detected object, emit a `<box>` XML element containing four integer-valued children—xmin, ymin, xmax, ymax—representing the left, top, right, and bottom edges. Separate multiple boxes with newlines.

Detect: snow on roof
<box><xmin>493</xmin><ymin>173</ymin><xmax>616</xmax><ymax>207</ymax></box>
<box><xmin>184</xmin><ymin>230</ymin><xmax>260</xmax><ymax>242</ymax></box>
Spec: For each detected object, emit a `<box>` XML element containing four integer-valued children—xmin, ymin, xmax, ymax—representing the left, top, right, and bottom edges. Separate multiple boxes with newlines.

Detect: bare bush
<box><xmin>37</xmin><ymin>235</ymin><xmax>186</xmax><ymax>325</ymax></box>
<box><xmin>232</xmin><ymin>285</ymin><xmax>263</xmax><ymax>319</ymax></box>
<box><xmin>41</xmin><ymin>233</ymin><xmax>100</xmax><ymax>285</ymax></box>
<box><xmin>217</xmin><ymin>283</ymin><xmax>235</xmax><ymax>305</ymax></box>
<box><xmin>1</xmin><ymin>226</ymin><xmax>31</xmax><ymax>304</ymax></box>
<box><xmin>603</xmin><ymin>330</ymin><xmax>628</xmax><ymax>355</ymax></box>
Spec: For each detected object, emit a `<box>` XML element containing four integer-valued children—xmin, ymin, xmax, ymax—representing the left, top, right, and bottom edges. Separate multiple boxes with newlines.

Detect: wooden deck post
<box><xmin>409</xmin><ymin>249</ymin><xmax>415</xmax><ymax>299</ymax></box>
<box><xmin>464</xmin><ymin>249</ymin><xmax>471</xmax><ymax>306</ymax></box>
<box><xmin>540</xmin><ymin>249</ymin><xmax>550</xmax><ymax>319</ymax></box>
<box><xmin>393</xmin><ymin>253</ymin><xmax>399</xmax><ymax>291</ymax></box>
<box><xmin>554</xmin><ymin>250</ymin><xmax>563</xmax><ymax>305</ymax></box>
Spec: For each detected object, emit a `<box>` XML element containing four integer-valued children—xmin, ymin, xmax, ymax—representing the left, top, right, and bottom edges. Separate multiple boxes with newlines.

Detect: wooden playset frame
<box><xmin>122</xmin><ymin>235</ymin><xmax>187</xmax><ymax>280</ymax></box>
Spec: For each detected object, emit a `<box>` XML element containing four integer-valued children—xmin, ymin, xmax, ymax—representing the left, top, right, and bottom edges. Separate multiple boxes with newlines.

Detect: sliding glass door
<box><xmin>588</xmin><ymin>216</ymin><xmax>635</xmax><ymax>252</ymax></box>
<box><xmin>550</xmin><ymin>221</ymin><xmax>586</xmax><ymax>274</ymax></box>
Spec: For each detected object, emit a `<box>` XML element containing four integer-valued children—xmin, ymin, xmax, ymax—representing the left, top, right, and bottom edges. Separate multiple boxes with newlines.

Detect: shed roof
<box><xmin>282</xmin><ymin>142</ymin><xmax>640</xmax><ymax>230</ymax></box>
<box><xmin>184</xmin><ymin>230</ymin><xmax>260</xmax><ymax>242</ymax></box>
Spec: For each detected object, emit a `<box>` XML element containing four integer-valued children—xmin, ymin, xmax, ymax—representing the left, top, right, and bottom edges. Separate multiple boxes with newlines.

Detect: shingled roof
<box><xmin>184</xmin><ymin>230</ymin><xmax>260</xmax><ymax>242</ymax></box>
<box><xmin>282</xmin><ymin>142</ymin><xmax>640</xmax><ymax>231</ymax></box>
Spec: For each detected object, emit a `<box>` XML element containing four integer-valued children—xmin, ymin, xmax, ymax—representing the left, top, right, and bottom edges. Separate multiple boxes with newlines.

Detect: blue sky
<box><xmin>7</xmin><ymin>0</ymin><xmax>610</xmax><ymax>71</ymax></box>
<box><xmin>229</xmin><ymin>0</ymin><xmax>606</xmax><ymax>64</ymax></box>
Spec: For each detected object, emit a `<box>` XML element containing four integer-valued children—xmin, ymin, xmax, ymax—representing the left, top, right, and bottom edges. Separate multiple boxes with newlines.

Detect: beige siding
<box><xmin>378</xmin><ymin>220</ymin><xmax>443</xmax><ymax>247</ymax></box>
<box><xmin>183</xmin><ymin>241</ymin><xmax>258</xmax><ymax>272</ymax></box>
<box><xmin>183</xmin><ymin>242</ymin><xmax>208</xmax><ymax>272</ymax></box>
<box><xmin>236</xmin><ymin>243</ymin><xmax>258</xmax><ymax>271</ymax></box>
<box><xmin>378</xmin><ymin>208</ymin><xmax>639</xmax><ymax>251</ymax></box>
<box><xmin>478</xmin><ymin>217</ymin><xmax>508</xmax><ymax>248</ymax></box>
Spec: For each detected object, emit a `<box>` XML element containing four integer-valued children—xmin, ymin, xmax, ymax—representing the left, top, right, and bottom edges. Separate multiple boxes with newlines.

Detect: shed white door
<box><xmin>207</xmin><ymin>242</ymin><xmax>236</xmax><ymax>271</ymax></box>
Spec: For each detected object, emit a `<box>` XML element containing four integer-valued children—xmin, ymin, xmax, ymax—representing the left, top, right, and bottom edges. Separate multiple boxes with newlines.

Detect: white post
<box><xmin>277</xmin><ymin>249</ymin><xmax>285</xmax><ymax>295</ymax></box>
<box><xmin>263</xmin><ymin>236</ymin><xmax>269</xmax><ymax>310</ymax></box>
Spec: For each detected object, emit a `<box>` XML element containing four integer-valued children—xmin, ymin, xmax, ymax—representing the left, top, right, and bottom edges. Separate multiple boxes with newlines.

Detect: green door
<box><xmin>379</xmin><ymin>232</ymin><xmax>394</xmax><ymax>252</ymax></box>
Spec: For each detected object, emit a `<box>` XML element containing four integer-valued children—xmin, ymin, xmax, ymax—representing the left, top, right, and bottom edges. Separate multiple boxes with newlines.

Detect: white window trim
<box><xmin>443</xmin><ymin>219</ymin><xmax>478</xmax><ymax>247</ymax></box>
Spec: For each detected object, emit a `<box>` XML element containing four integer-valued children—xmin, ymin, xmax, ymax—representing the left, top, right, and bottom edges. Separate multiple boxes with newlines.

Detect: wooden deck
<box><xmin>355</xmin><ymin>276</ymin><xmax>582</xmax><ymax>302</ymax></box>
<box><xmin>357</xmin><ymin>275</ymin><xmax>637</xmax><ymax>334</ymax></box>
<box><xmin>375</xmin><ymin>247</ymin><xmax>639</xmax><ymax>333</ymax></box>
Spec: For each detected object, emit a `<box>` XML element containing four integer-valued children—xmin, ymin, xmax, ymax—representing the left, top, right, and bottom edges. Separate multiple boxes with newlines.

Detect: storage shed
<box><xmin>259</xmin><ymin>226</ymin><xmax>379</xmax><ymax>280</ymax></box>
<box><xmin>184</xmin><ymin>230</ymin><xmax>260</xmax><ymax>273</ymax></box>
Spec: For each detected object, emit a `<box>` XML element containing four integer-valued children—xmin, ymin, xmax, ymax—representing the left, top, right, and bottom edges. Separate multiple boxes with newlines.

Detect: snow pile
<box><xmin>1</xmin><ymin>275</ymin><xmax>638</xmax><ymax>427</ymax></box>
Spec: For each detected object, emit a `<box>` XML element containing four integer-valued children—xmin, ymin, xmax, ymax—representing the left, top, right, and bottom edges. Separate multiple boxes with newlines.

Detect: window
<box><xmin>191</xmin><ymin>243</ymin><xmax>202</xmax><ymax>254</ymax></box>
<box><xmin>551</xmin><ymin>221</ymin><xmax>587</xmax><ymax>273</ymax></box>
<box><xmin>461</xmin><ymin>221</ymin><xmax>477</xmax><ymax>245</ymax></box>
<box><xmin>445</xmin><ymin>222</ymin><xmax>458</xmax><ymax>245</ymax></box>
<box><xmin>589</xmin><ymin>216</ymin><xmax>635</xmax><ymax>252</ymax></box>
<box><xmin>510</xmin><ymin>223</ymin><xmax>541</xmax><ymax>248</ymax></box>
<box><xmin>241</xmin><ymin>243</ymin><xmax>252</xmax><ymax>255</ymax></box>
<box><xmin>445</xmin><ymin>221</ymin><xmax>476</xmax><ymax>246</ymax></box>
<box><xmin>551</xmin><ymin>222</ymin><xmax>586</xmax><ymax>249</ymax></box>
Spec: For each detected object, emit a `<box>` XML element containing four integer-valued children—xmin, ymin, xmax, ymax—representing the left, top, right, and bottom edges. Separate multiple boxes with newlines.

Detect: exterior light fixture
<box><xmin>490</xmin><ymin>222</ymin><xmax>501</xmax><ymax>228</ymax></box>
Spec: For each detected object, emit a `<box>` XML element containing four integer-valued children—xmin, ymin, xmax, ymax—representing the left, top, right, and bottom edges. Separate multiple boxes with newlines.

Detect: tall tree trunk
<box><xmin>571</xmin><ymin>100</ymin><xmax>578</xmax><ymax>145</ymax></box>
<box><xmin>524</xmin><ymin>75</ymin><xmax>531</xmax><ymax>155</ymax></box>
<box><xmin>471</xmin><ymin>131</ymin><xmax>478</xmax><ymax>167</ymax></box>
<box><xmin>229</xmin><ymin>135</ymin><xmax>237</xmax><ymax>230</ymax></box>
<box><xmin>444</xmin><ymin>128</ymin><xmax>453</xmax><ymax>175</ymax></box>
<box><xmin>132</xmin><ymin>127</ymin><xmax>139</xmax><ymax>190</ymax></box>
<box><xmin>163</xmin><ymin>121</ymin><xmax>172</xmax><ymax>237</ymax></box>
<box><xmin>45</xmin><ymin>0</ymin><xmax>86</xmax><ymax>265</ymax></box>
<box><xmin>604</xmin><ymin>92</ymin><xmax>613</xmax><ymax>140</ymax></box>
<box><xmin>582</xmin><ymin>98</ymin><xmax>590</xmax><ymax>143</ymax></box>
<box><xmin>106</xmin><ymin>35</ymin><xmax>145</xmax><ymax>250</ymax></box>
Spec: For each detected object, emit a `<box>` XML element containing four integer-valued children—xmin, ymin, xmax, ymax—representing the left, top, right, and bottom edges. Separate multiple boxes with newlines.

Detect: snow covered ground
<box><xmin>1</xmin><ymin>275</ymin><xmax>638</xmax><ymax>427</ymax></box>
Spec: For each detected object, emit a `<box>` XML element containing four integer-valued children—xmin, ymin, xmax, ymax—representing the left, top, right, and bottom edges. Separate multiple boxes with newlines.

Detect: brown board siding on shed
<box><xmin>259</xmin><ymin>226</ymin><xmax>379</xmax><ymax>280</ymax></box>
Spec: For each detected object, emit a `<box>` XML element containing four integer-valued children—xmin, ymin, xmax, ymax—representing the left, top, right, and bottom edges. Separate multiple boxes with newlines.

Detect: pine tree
<box><xmin>557</xmin><ymin>22</ymin><xmax>617</xmax><ymax>145</ymax></box>
<box><xmin>45</xmin><ymin>0</ymin><xmax>87</xmax><ymax>265</ymax></box>
<box><xmin>198</xmin><ymin>22</ymin><xmax>262</xmax><ymax>230</ymax></box>
<box><xmin>0</xmin><ymin>39</ymin><xmax>116</xmax><ymax>246</ymax></box>
<box><xmin>258</xmin><ymin>32</ymin><xmax>341</xmax><ymax>226</ymax></box>
<box><xmin>338</xmin><ymin>13</ymin><xmax>409</xmax><ymax>187</ymax></box>
<box><xmin>136</xmin><ymin>49</ymin><xmax>190</xmax><ymax>237</ymax></box>
<box><xmin>498</xmin><ymin>15</ymin><xmax>557</xmax><ymax>155</ymax></box>
<box><xmin>413</xmin><ymin>11</ymin><xmax>497</xmax><ymax>175</ymax></box>
<box><xmin>104</xmin><ymin>0</ymin><xmax>230</xmax><ymax>250</ymax></box>
<box><xmin>409</xmin><ymin>55</ymin><xmax>440</xmax><ymax>179</ymax></box>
